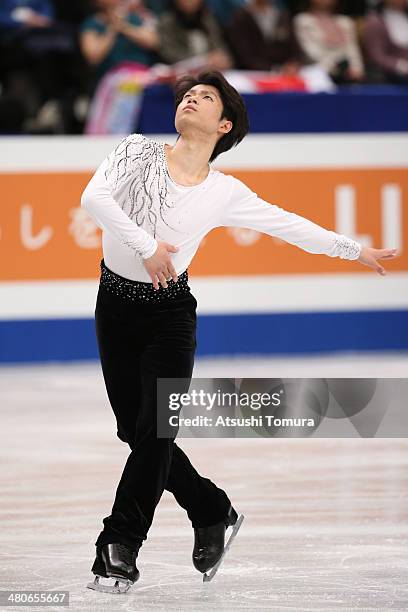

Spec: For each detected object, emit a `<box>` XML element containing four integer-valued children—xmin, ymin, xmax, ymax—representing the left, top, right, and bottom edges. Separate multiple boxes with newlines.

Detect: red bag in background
<box><xmin>255</xmin><ymin>74</ymin><xmax>307</xmax><ymax>92</ymax></box>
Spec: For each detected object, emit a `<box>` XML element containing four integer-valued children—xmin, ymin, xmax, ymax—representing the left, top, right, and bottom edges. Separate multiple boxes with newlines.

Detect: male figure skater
<box><xmin>81</xmin><ymin>70</ymin><xmax>398</xmax><ymax>593</ymax></box>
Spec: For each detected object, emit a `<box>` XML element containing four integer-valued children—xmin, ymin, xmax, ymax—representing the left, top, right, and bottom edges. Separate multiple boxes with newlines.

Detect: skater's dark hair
<box><xmin>173</xmin><ymin>70</ymin><xmax>250</xmax><ymax>163</ymax></box>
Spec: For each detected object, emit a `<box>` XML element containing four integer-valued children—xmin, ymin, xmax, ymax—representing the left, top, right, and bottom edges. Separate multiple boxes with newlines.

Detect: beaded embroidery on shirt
<box><xmin>100</xmin><ymin>260</ymin><xmax>191</xmax><ymax>303</ymax></box>
<box><xmin>104</xmin><ymin>133</ymin><xmax>180</xmax><ymax>240</ymax></box>
<box><xmin>333</xmin><ymin>235</ymin><xmax>362</xmax><ymax>260</ymax></box>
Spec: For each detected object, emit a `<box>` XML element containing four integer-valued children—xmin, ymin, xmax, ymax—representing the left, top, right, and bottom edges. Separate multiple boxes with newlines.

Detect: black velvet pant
<box><xmin>94</xmin><ymin>281</ymin><xmax>231</xmax><ymax>550</ymax></box>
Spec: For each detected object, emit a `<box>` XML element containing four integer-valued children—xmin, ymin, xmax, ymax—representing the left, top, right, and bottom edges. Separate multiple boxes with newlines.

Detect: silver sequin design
<box><xmin>100</xmin><ymin>259</ymin><xmax>191</xmax><ymax>303</ymax></box>
<box><xmin>104</xmin><ymin>133</ymin><xmax>180</xmax><ymax>240</ymax></box>
<box><xmin>333</xmin><ymin>235</ymin><xmax>362</xmax><ymax>260</ymax></box>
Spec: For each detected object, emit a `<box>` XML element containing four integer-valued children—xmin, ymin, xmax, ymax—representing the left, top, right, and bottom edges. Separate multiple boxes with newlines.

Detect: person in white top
<box><xmin>294</xmin><ymin>0</ymin><xmax>365</xmax><ymax>83</ymax></box>
<box><xmin>82</xmin><ymin>70</ymin><xmax>398</xmax><ymax>595</ymax></box>
<box><xmin>363</xmin><ymin>0</ymin><xmax>408</xmax><ymax>83</ymax></box>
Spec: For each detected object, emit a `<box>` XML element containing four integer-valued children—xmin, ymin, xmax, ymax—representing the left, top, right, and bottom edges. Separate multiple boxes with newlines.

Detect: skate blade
<box><xmin>86</xmin><ymin>574</ymin><xmax>133</xmax><ymax>594</ymax></box>
<box><xmin>203</xmin><ymin>513</ymin><xmax>244</xmax><ymax>583</ymax></box>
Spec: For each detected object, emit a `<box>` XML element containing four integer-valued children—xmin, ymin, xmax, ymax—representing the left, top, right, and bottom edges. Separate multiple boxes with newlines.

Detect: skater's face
<box><xmin>174</xmin><ymin>84</ymin><xmax>232</xmax><ymax>142</ymax></box>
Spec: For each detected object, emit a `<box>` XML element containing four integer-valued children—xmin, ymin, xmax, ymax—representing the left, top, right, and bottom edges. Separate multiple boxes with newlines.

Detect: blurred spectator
<box><xmin>283</xmin><ymin>0</ymin><xmax>368</xmax><ymax>17</ymax></box>
<box><xmin>79</xmin><ymin>0</ymin><xmax>159</xmax><ymax>83</ymax></box>
<box><xmin>205</xmin><ymin>0</ymin><xmax>246</xmax><ymax>26</ymax></box>
<box><xmin>157</xmin><ymin>0</ymin><xmax>233</xmax><ymax>70</ymax></box>
<box><xmin>226</xmin><ymin>0</ymin><xmax>300</xmax><ymax>71</ymax></box>
<box><xmin>340</xmin><ymin>0</ymin><xmax>368</xmax><ymax>17</ymax></box>
<box><xmin>0</xmin><ymin>0</ymin><xmax>54</xmax><ymax>31</ymax></box>
<box><xmin>142</xmin><ymin>0</ymin><xmax>246</xmax><ymax>27</ymax></box>
<box><xmin>52</xmin><ymin>0</ymin><xmax>94</xmax><ymax>25</ymax></box>
<box><xmin>294</xmin><ymin>0</ymin><xmax>365</xmax><ymax>83</ymax></box>
<box><xmin>362</xmin><ymin>0</ymin><xmax>408</xmax><ymax>83</ymax></box>
<box><xmin>0</xmin><ymin>0</ymin><xmax>86</xmax><ymax>132</ymax></box>
<box><xmin>143</xmin><ymin>0</ymin><xmax>170</xmax><ymax>15</ymax></box>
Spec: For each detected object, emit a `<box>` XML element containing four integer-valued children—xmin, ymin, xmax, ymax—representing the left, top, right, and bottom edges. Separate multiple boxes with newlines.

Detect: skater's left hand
<box><xmin>357</xmin><ymin>246</ymin><xmax>399</xmax><ymax>276</ymax></box>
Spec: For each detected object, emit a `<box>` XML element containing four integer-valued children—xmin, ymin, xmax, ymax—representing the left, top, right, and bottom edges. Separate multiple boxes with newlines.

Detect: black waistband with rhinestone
<box><xmin>99</xmin><ymin>259</ymin><xmax>191</xmax><ymax>303</ymax></box>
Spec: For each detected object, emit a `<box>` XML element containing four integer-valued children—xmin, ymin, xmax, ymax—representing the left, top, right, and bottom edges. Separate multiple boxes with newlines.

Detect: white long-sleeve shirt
<box><xmin>81</xmin><ymin>133</ymin><xmax>362</xmax><ymax>282</ymax></box>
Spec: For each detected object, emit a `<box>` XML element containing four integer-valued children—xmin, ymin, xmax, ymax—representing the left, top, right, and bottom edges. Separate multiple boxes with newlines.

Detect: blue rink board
<box><xmin>138</xmin><ymin>85</ymin><xmax>408</xmax><ymax>134</ymax></box>
<box><xmin>0</xmin><ymin>310</ymin><xmax>407</xmax><ymax>363</ymax></box>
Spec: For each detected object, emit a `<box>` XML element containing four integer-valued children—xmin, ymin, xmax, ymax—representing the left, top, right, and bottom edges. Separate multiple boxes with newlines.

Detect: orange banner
<box><xmin>0</xmin><ymin>168</ymin><xmax>406</xmax><ymax>281</ymax></box>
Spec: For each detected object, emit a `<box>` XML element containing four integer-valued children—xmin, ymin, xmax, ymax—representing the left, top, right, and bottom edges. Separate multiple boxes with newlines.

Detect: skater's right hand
<box><xmin>142</xmin><ymin>241</ymin><xmax>179</xmax><ymax>289</ymax></box>
<box><xmin>357</xmin><ymin>246</ymin><xmax>398</xmax><ymax>276</ymax></box>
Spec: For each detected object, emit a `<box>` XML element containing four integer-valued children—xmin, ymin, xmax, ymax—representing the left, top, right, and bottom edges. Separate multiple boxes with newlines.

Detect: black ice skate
<box><xmin>192</xmin><ymin>504</ymin><xmax>244</xmax><ymax>582</ymax></box>
<box><xmin>86</xmin><ymin>542</ymin><xmax>141</xmax><ymax>594</ymax></box>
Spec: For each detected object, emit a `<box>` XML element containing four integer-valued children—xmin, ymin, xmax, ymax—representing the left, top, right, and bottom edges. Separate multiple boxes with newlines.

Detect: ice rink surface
<box><xmin>1</xmin><ymin>353</ymin><xmax>407</xmax><ymax>611</ymax></box>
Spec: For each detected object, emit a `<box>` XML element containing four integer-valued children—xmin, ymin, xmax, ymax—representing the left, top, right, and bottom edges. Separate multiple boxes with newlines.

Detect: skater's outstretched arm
<box><xmin>219</xmin><ymin>175</ymin><xmax>398</xmax><ymax>276</ymax></box>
